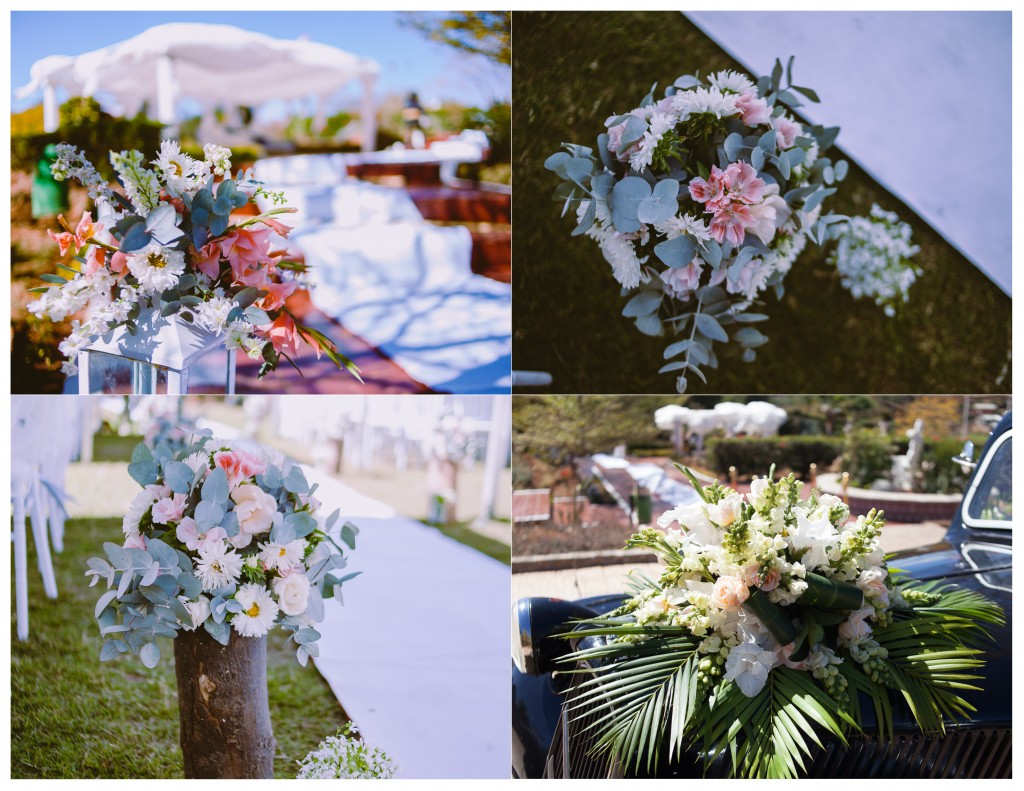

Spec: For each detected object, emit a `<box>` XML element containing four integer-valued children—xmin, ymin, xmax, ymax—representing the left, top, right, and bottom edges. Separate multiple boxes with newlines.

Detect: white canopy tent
<box><xmin>16</xmin><ymin>22</ymin><xmax>380</xmax><ymax>152</ymax></box>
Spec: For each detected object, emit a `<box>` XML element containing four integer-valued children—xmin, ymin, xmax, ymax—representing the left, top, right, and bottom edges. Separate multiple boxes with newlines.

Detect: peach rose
<box><xmin>231</xmin><ymin>483</ymin><xmax>278</xmax><ymax>545</ymax></box>
<box><xmin>214</xmin><ymin>449</ymin><xmax>266</xmax><ymax>489</ymax></box>
<box><xmin>711</xmin><ymin>575</ymin><xmax>750</xmax><ymax>610</ymax></box>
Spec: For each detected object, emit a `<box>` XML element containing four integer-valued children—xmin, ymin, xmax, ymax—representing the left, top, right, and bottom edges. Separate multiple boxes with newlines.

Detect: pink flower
<box><xmin>123</xmin><ymin>534</ymin><xmax>147</xmax><ymax>550</ymax></box>
<box><xmin>259</xmin><ymin>312</ymin><xmax>308</xmax><ymax>358</ymax></box>
<box><xmin>777</xmin><ymin>642</ymin><xmax>808</xmax><ymax>671</ymax></box>
<box><xmin>688</xmin><ymin>167</ymin><xmax>728</xmax><ymax>210</ymax></box>
<box><xmin>838</xmin><ymin>605</ymin><xmax>876</xmax><ymax>644</ymax></box>
<box><xmin>710</xmin><ymin>575</ymin><xmax>750</xmax><ymax>611</ymax></box>
<box><xmin>84</xmin><ymin>245</ymin><xmax>107</xmax><ymax>278</ymax></box>
<box><xmin>213</xmin><ymin>449</ymin><xmax>267</xmax><ymax>489</ymax></box>
<box><xmin>735</xmin><ymin>91</ymin><xmax>771</xmax><ymax>126</ymax></box>
<box><xmin>259</xmin><ymin>216</ymin><xmax>294</xmax><ymax>237</ymax></box>
<box><xmin>744</xmin><ymin>564</ymin><xmax>781</xmax><ymax>592</ymax></box>
<box><xmin>144</xmin><ymin>484</ymin><xmax>172</xmax><ymax>501</ymax></box>
<box><xmin>48</xmin><ymin>228</ymin><xmax>75</xmax><ymax>257</ymax></box>
<box><xmin>218</xmin><ymin>228</ymin><xmax>277</xmax><ymax>287</ymax></box>
<box><xmin>176</xmin><ymin>516</ymin><xmax>227</xmax><ymax>552</ymax></box>
<box><xmin>151</xmin><ymin>493</ymin><xmax>188</xmax><ymax>525</ymax></box>
<box><xmin>194</xmin><ymin>243</ymin><xmax>223</xmax><ymax>280</ymax></box>
<box><xmin>74</xmin><ymin>211</ymin><xmax>102</xmax><ymax>248</ymax></box>
<box><xmin>772</xmin><ymin>115</ymin><xmax>802</xmax><ymax>150</ymax></box>
<box><xmin>109</xmin><ymin>250</ymin><xmax>129</xmax><ymax>280</ymax></box>
<box><xmin>660</xmin><ymin>260</ymin><xmax>703</xmax><ymax>299</ymax></box>
<box><xmin>722</xmin><ymin>161</ymin><xmax>765</xmax><ymax>205</ymax></box>
<box><xmin>258</xmin><ymin>281</ymin><xmax>298</xmax><ymax>312</ymax></box>
<box><xmin>230</xmin><ymin>483</ymin><xmax>279</xmax><ymax>547</ymax></box>
<box><xmin>708</xmin><ymin>203</ymin><xmax>753</xmax><ymax>246</ymax></box>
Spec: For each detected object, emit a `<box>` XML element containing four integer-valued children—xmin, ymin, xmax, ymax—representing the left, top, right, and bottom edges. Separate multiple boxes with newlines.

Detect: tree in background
<box><xmin>513</xmin><ymin>396</ymin><xmax>662</xmax><ymax>524</ymax></box>
<box><xmin>401</xmin><ymin>11</ymin><xmax>511</xmax><ymax>66</ymax></box>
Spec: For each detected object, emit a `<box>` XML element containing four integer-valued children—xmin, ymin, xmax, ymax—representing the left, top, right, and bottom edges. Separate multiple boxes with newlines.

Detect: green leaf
<box><xmin>622</xmin><ymin>290</ymin><xmax>662</xmax><ymax>318</ymax></box>
<box><xmin>694</xmin><ymin>313</ymin><xmax>728</xmax><ymax>342</ymax></box>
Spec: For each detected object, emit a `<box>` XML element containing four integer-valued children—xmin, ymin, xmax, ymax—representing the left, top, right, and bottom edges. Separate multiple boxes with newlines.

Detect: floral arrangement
<box><xmin>558</xmin><ymin>466</ymin><xmax>1003</xmax><ymax>779</ymax></box>
<box><xmin>86</xmin><ymin>431</ymin><xmax>359</xmax><ymax>667</ymax></box>
<box><xmin>546</xmin><ymin>58</ymin><xmax>850</xmax><ymax>392</ymax></box>
<box><xmin>29</xmin><ymin>141</ymin><xmax>360</xmax><ymax>381</ymax></box>
<box><xmin>829</xmin><ymin>204</ymin><xmax>921</xmax><ymax>317</ymax></box>
<box><xmin>297</xmin><ymin>724</ymin><xmax>397</xmax><ymax>779</ymax></box>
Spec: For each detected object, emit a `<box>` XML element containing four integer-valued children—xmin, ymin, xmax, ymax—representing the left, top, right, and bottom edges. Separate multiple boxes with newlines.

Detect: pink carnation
<box><xmin>772</xmin><ymin>115</ymin><xmax>802</xmax><ymax>150</ymax></box>
<box><xmin>213</xmin><ymin>449</ymin><xmax>267</xmax><ymax>489</ymax></box>
<box><xmin>735</xmin><ymin>91</ymin><xmax>771</xmax><ymax>126</ymax></box>
<box><xmin>151</xmin><ymin>493</ymin><xmax>187</xmax><ymax>525</ymax></box>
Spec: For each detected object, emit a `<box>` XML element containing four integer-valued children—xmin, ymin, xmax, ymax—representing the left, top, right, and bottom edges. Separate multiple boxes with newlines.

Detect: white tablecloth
<box><xmin>306</xmin><ymin>467</ymin><xmax>511</xmax><ymax>779</ymax></box>
<box><xmin>687</xmin><ymin>11</ymin><xmax>1011</xmax><ymax>295</ymax></box>
<box><xmin>296</xmin><ymin>222</ymin><xmax>512</xmax><ymax>394</ymax></box>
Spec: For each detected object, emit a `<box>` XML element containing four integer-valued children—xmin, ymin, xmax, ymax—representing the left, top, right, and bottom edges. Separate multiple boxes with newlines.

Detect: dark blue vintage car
<box><xmin>512</xmin><ymin>413</ymin><xmax>1012</xmax><ymax>779</ymax></box>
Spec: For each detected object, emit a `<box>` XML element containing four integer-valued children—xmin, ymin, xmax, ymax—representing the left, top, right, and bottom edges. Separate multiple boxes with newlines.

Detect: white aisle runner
<box><xmin>687</xmin><ymin>11</ymin><xmax>1012</xmax><ymax>295</ymax></box>
<box><xmin>306</xmin><ymin>467</ymin><xmax>511</xmax><ymax>779</ymax></box>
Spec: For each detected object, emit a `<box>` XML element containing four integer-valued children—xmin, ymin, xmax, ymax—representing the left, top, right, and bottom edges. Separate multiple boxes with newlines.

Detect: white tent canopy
<box><xmin>16</xmin><ymin>22</ymin><xmax>380</xmax><ymax>151</ymax></box>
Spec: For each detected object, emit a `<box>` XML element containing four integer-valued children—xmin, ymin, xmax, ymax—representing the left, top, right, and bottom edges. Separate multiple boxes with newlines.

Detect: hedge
<box><xmin>707</xmin><ymin>436</ymin><xmax>844</xmax><ymax>478</ymax></box>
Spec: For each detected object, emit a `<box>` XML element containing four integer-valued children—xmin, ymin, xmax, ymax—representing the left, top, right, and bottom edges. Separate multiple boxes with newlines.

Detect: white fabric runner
<box><xmin>296</xmin><ymin>222</ymin><xmax>512</xmax><ymax>394</ymax></box>
<box><xmin>590</xmin><ymin>454</ymin><xmax>702</xmax><ymax>508</ymax></box>
<box><xmin>686</xmin><ymin>11</ymin><xmax>1012</xmax><ymax>294</ymax></box>
<box><xmin>305</xmin><ymin>467</ymin><xmax>511</xmax><ymax>779</ymax></box>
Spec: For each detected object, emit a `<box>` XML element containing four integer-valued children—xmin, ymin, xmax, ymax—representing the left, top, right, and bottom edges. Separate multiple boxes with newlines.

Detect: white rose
<box><xmin>231</xmin><ymin>484</ymin><xmax>278</xmax><ymax>545</ymax></box>
<box><xmin>838</xmin><ymin>604</ymin><xmax>876</xmax><ymax>644</ymax></box>
<box><xmin>180</xmin><ymin>595</ymin><xmax>211</xmax><ymax>630</ymax></box>
<box><xmin>273</xmin><ymin>573</ymin><xmax>311</xmax><ymax>616</ymax></box>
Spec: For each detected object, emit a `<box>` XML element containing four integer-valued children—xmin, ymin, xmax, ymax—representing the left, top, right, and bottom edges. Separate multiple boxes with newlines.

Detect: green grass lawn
<box><xmin>11</xmin><ymin>518</ymin><xmax>347</xmax><ymax>779</ymax></box>
<box><xmin>91</xmin><ymin>434</ymin><xmax>146</xmax><ymax>462</ymax></box>
<box><xmin>424</xmin><ymin>520</ymin><xmax>511</xmax><ymax>565</ymax></box>
<box><xmin>512</xmin><ymin>11</ymin><xmax>1011</xmax><ymax>394</ymax></box>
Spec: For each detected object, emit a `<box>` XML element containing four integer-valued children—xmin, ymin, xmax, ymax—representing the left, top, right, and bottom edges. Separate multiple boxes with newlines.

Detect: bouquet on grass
<box><xmin>86</xmin><ymin>431</ymin><xmax>360</xmax><ymax>668</ymax></box>
<box><xmin>29</xmin><ymin>141</ymin><xmax>360</xmax><ymax>381</ymax></box>
<box><xmin>558</xmin><ymin>467</ymin><xmax>1003</xmax><ymax>779</ymax></box>
<box><xmin>546</xmin><ymin>58</ymin><xmax>850</xmax><ymax>392</ymax></box>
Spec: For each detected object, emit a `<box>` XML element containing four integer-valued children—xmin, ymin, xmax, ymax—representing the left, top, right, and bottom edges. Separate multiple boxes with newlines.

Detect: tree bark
<box><xmin>173</xmin><ymin>628</ymin><xmax>276</xmax><ymax>778</ymax></box>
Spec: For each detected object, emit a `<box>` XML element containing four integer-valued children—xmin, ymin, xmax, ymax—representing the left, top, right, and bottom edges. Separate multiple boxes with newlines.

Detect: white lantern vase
<box><xmin>77</xmin><ymin>306</ymin><xmax>236</xmax><ymax>395</ymax></box>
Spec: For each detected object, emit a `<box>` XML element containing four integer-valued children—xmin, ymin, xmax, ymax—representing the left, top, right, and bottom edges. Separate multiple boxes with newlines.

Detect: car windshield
<box><xmin>967</xmin><ymin>438</ymin><xmax>1012</xmax><ymax>524</ymax></box>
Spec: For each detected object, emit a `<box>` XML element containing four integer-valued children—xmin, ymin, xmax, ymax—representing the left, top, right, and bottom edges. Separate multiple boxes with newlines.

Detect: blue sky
<box><xmin>11</xmin><ymin>11</ymin><xmax>510</xmax><ymax>115</ymax></box>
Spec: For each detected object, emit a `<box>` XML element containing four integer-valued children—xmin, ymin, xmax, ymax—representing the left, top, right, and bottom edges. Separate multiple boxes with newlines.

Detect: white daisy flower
<box><xmin>260</xmin><ymin>539</ymin><xmax>308</xmax><ymax>574</ymax></box>
<box><xmin>654</xmin><ymin>213</ymin><xmax>712</xmax><ymax>242</ymax></box>
<box><xmin>672</xmin><ymin>86</ymin><xmax>738</xmax><ymax>119</ymax></box>
<box><xmin>126</xmin><ymin>245</ymin><xmax>186</xmax><ymax>295</ymax></box>
<box><xmin>707</xmin><ymin>69</ymin><xmax>756</xmax><ymax>95</ymax></box>
<box><xmin>152</xmin><ymin>140</ymin><xmax>209</xmax><ymax>197</ymax></box>
<box><xmin>181</xmin><ymin>451</ymin><xmax>211</xmax><ymax>477</ymax></box>
<box><xmin>231</xmin><ymin>583</ymin><xmax>280</xmax><ymax>637</ymax></box>
<box><xmin>194</xmin><ymin>542</ymin><xmax>243</xmax><ymax>591</ymax></box>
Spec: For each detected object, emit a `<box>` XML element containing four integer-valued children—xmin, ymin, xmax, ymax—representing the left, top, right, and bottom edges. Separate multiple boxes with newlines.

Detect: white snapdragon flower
<box><xmin>203</xmin><ymin>144</ymin><xmax>233</xmax><ymax>177</ymax></box>
<box><xmin>194</xmin><ymin>295</ymin><xmax>236</xmax><ymax>334</ymax></box>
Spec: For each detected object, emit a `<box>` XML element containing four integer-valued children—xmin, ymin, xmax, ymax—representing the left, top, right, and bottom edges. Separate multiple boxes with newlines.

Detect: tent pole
<box><xmin>43</xmin><ymin>81</ymin><xmax>59</xmax><ymax>132</ymax></box>
<box><xmin>360</xmin><ymin>73</ymin><xmax>377</xmax><ymax>152</ymax></box>
<box><xmin>156</xmin><ymin>55</ymin><xmax>178</xmax><ymax>127</ymax></box>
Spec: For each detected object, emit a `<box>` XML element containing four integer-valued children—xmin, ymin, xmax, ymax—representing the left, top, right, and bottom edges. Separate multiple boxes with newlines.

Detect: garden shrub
<box><xmin>844</xmin><ymin>429</ymin><xmax>895</xmax><ymax>487</ymax></box>
<box><xmin>707</xmin><ymin>436</ymin><xmax>844</xmax><ymax>478</ymax></box>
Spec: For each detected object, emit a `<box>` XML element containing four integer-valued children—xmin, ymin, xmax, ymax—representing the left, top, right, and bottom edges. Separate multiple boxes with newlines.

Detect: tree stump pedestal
<box><xmin>173</xmin><ymin>628</ymin><xmax>276</xmax><ymax>778</ymax></box>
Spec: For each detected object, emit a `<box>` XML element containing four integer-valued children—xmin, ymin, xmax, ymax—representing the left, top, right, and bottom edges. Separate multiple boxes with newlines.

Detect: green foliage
<box><xmin>921</xmin><ymin>434</ymin><xmax>988</xmax><ymax>495</ymax></box>
<box><xmin>707</xmin><ymin>435</ymin><xmax>843</xmax><ymax>477</ymax></box>
<box><xmin>843</xmin><ymin>429</ymin><xmax>895</xmax><ymax>486</ymax></box>
<box><xmin>558</xmin><ymin>579</ymin><xmax>1003</xmax><ymax>778</ymax></box>
<box><xmin>11</xmin><ymin>98</ymin><xmax>164</xmax><ymax>176</ymax></box>
<box><xmin>401</xmin><ymin>11</ymin><xmax>511</xmax><ymax>65</ymax></box>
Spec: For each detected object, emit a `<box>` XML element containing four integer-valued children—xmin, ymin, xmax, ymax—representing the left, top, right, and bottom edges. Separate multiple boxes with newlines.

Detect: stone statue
<box><xmin>906</xmin><ymin>419</ymin><xmax>925</xmax><ymax>474</ymax></box>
